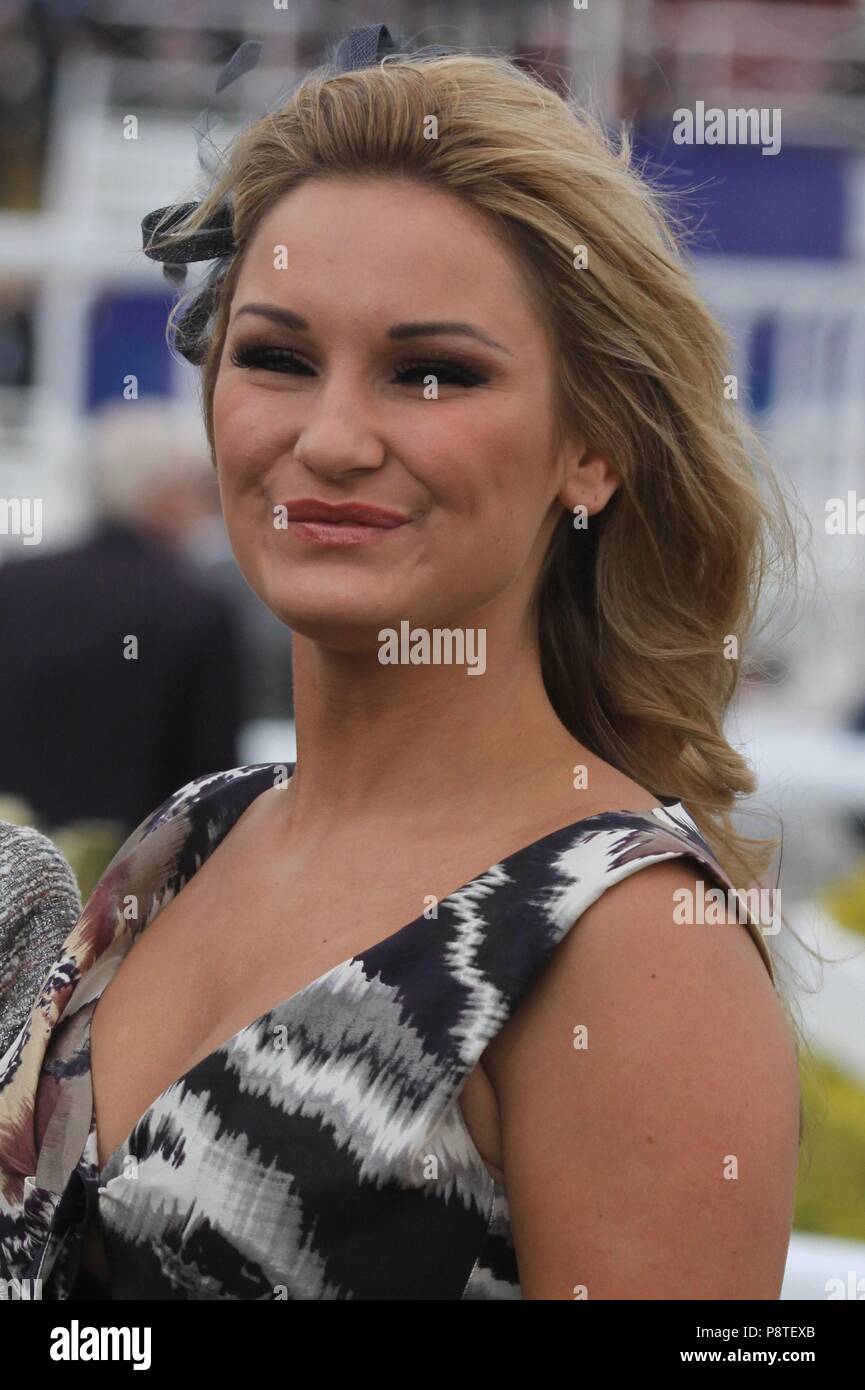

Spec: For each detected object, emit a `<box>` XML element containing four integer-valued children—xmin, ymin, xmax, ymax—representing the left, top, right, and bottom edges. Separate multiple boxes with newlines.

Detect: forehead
<box><xmin>233</xmin><ymin>174</ymin><xmax>541</xmax><ymax>334</ymax></box>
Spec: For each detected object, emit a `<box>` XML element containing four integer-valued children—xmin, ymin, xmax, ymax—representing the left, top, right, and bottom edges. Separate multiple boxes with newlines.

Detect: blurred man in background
<box><xmin>0</xmin><ymin>400</ymin><xmax>245</xmax><ymax>833</ymax></box>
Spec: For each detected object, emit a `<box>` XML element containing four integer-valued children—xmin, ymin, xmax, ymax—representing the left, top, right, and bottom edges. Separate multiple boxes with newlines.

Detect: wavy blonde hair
<box><xmin>148</xmin><ymin>49</ymin><xmax>809</xmax><ymax>1019</ymax></box>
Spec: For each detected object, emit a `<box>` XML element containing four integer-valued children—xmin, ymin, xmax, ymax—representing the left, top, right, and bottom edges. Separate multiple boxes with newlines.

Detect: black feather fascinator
<box><xmin>140</xmin><ymin>24</ymin><xmax>453</xmax><ymax>364</ymax></box>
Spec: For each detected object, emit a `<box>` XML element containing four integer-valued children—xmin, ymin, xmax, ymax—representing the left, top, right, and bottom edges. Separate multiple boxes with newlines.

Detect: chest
<box><xmin>88</xmin><ymin>823</ymin><xmax>506</xmax><ymax>1183</ymax></box>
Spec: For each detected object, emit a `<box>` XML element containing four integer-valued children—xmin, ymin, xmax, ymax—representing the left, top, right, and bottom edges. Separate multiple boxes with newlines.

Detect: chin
<box><xmin>254</xmin><ymin>568</ymin><xmax>474</xmax><ymax>648</ymax></box>
<box><xmin>260</xmin><ymin>586</ymin><xmax>410</xmax><ymax>650</ymax></box>
<box><xmin>279</xmin><ymin>612</ymin><xmax>402</xmax><ymax>653</ymax></box>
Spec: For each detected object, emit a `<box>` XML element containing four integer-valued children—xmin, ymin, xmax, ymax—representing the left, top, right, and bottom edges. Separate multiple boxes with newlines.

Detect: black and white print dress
<box><xmin>0</xmin><ymin>761</ymin><xmax>774</xmax><ymax>1299</ymax></box>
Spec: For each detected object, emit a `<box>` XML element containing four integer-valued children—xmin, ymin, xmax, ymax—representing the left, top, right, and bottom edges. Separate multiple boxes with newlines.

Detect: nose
<box><xmin>292</xmin><ymin>370</ymin><xmax>387</xmax><ymax>480</ymax></box>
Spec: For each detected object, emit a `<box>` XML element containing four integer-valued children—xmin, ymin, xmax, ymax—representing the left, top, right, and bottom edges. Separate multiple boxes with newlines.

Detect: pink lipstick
<box><xmin>278</xmin><ymin>497</ymin><xmax>412</xmax><ymax>547</ymax></box>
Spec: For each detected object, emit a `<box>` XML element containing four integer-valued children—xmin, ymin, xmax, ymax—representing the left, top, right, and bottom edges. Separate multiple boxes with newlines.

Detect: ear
<box><xmin>557</xmin><ymin>438</ymin><xmax>620</xmax><ymax>518</ymax></box>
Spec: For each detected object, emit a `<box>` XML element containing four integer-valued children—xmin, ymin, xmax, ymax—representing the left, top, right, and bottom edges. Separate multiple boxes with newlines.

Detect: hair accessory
<box><xmin>334</xmin><ymin>23</ymin><xmax>398</xmax><ymax>72</ymax></box>
<box><xmin>140</xmin><ymin>23</ymin><xmax>454</xmax><ymax>363</ymax></box>
<box><xmin>141</xmin><ymin>25</ymin><xmax>402</xmax><ymax>271</ymax></box>
<box><xmin>141</xmin><ymin>199</ymin><xmax>234</xmax><ymax>265</ymax></box>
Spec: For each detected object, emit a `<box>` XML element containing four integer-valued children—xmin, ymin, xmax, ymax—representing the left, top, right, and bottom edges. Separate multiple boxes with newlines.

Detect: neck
<box><xmin>279</xmin><ymin>618</ymin><xmax>590</xmax><ymax>840</ymax></box>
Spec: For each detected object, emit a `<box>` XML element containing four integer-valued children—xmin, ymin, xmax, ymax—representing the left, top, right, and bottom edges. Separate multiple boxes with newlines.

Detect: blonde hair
<box><xmin>147</xmin><ymin>48</ymin><xmax>810</xmax><ymax>1013</ymax></box>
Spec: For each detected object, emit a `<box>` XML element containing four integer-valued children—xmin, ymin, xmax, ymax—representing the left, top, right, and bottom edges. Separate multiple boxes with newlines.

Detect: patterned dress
<box><xmin>0</xmin><ymin>761</ymin><xmax>775</xmax><ymax>1299</ymax></box>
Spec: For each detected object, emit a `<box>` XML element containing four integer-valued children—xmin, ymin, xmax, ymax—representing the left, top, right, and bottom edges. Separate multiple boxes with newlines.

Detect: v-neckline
<box><xmin>88</xmin><ymin>763</ymin><xmax>687</xmax><ymax>1180</ymax></box>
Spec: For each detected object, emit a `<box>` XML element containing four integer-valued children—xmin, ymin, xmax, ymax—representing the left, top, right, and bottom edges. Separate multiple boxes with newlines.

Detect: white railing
<box><xmin>782</xmin><ymin>1231</ymin><xmax>865</xmax><ymax>1300</ymax></box>
<box><xmin>696</xmin><ymin>259</ymin><xmax>865</xmax><ymax>577</ymax></box>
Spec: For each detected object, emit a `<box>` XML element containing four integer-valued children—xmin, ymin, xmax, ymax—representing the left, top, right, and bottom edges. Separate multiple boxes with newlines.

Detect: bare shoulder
<box><xmin>484</xmin><ymin>857</ymin><xmax>800</xmax><ymax>1300</ymax></box>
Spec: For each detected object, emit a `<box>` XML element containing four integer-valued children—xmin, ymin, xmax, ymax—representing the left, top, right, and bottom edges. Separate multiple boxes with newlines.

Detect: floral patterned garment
<box><xmin>0</xmin><ymin>762</ymin><xmax>774</xmax><ymax>1300</ymax></box>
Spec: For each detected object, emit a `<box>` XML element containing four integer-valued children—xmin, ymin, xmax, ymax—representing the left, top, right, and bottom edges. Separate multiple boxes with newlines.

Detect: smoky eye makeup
<box><xmin>227</xmin><ymin>336</ymin><xmax>495</xmax><ymax>387</ymax></box>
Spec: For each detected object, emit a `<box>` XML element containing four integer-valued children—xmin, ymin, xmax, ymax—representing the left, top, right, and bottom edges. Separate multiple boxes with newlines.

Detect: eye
<box><xmin>393</xmin><ymin>358</ymin><xmax>489</xmax><ymax>388</ymax></box>
<box><xmin>230</xmin><ymin>345</ymin><xmax>314</xmax><ymax>375</ymax></box>
<box><xmin>229</xmin><ymin>343</ymin><xmax>489</xmax><ymax>387</ymax></box>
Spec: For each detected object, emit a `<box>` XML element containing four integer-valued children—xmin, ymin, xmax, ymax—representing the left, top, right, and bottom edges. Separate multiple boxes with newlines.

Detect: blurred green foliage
<box><xmin>48</xmin><ymin>821</ymin><xmax>126</xmax><ymax>900</ymax></box>
<box><xmin>796</xmin><ymin>1052</ymin><xmax>865</xmax><ymax>1240</ymax></box>
<box><xmin>821</xmin><ymin>864</ymin><xmax>865</xmax><ymax>941</ymax></box>
<box><xmin>0</xmin><ymin>795</ymin><xmax>39</xmax><ymax>826</ymax></box>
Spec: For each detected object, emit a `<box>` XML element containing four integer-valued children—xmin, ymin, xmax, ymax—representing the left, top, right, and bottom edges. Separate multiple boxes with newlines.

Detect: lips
<box><xmin>279</xmin><ymin>498</ymin><xmax>409</xmax><ymax>527</ymax></box>
<box><xmin>277</xmin><ymin>496</ymin><xmax>413</xmax><ymax>549</ymax></box>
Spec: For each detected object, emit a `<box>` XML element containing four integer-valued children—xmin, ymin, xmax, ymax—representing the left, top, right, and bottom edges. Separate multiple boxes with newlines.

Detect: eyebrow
<box><xmin>231</xmin><ymin>303</ymin><xmax>512</xmax><ymax>356</ymax></box>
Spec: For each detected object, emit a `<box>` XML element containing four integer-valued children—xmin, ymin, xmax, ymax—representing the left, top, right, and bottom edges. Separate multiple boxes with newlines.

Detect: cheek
<box><xmin>425</xmin><ymin>402</ymin><xmax>544</xmax><ymax>535</ymax></box>
<box><xmin>212</xmin><ymin>378</ymin><xmax>283</xmax><ymax>488</ymax></box>
<box><xmin>411</xmin><ymin>429</ymin><xmax>547</xmax><ymax>600</ymax></box>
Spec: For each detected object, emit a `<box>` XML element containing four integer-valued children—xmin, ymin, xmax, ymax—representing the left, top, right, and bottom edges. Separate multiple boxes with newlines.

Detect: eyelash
<box><xmin>229</xmin><ymin>344</ymin><xmax>489</xmax><ymax>387</ymax></box>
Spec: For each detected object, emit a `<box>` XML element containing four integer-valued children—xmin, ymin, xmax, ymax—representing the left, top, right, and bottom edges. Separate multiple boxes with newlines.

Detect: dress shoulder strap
<box><xmin>534</xmin><ymin>801</ymin><xmax>777</xmax><ymax>986</ymax></box>
<box><xmin>381</xmin><ymin>800</ymin><xmax>777</xmax><ymax>1107</ymax></box>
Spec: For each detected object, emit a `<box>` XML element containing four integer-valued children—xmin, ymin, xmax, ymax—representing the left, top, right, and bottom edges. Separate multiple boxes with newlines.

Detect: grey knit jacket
<box><xmin>0</xmin><ymin>822</ymin><xmax>83</xmax><ymax>1061</ymax></box>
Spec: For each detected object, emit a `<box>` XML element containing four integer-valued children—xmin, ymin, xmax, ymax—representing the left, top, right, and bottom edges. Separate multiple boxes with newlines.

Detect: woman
<box><xmin>0</xmin><ymin>25</ymin><xmax>801</xmax><ymax>1300</ymax></box>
